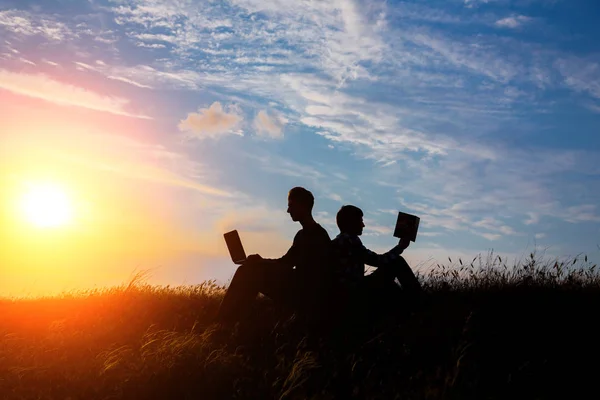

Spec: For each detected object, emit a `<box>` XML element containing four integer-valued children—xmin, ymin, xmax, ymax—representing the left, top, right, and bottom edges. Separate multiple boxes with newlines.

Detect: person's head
<box><xmin>287</xmin><ymin>187</ymin><xmax>314</xmax><ymax>222</ymax></box>
<box><xmin>336</xmin><ymin>205</ymin><xmax>365</xmax><ymax>235</ymax></box>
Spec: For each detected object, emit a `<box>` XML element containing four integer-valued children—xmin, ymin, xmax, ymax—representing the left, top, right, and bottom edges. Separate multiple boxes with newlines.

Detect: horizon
<box><xmin>1</xmin><ymin>0</ymin><xmax>599</xmax><ymax>297</ymax></box>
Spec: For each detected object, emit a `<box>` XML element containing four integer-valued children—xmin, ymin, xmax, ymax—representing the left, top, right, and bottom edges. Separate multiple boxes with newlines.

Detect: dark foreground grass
<box><xmin>1</xmin><ymin>253</ymin><xmax>600</xmax><ymax>400</ymax></box>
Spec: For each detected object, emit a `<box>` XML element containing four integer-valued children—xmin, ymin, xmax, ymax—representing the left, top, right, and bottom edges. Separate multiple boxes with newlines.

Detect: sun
<box><xmin>19</xmin><ymin>182</ymin><xmax>74</xmax><ymax>228</ymax></box>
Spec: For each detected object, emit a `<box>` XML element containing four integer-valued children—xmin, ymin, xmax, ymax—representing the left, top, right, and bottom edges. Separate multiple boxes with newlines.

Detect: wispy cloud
<box><xmin>245</xmin><ymin>151</ymin><xmax>326</xmax><ymax>181</ymax></box>
<box><xmin>0</xmin><ymin>10</ymin><xmax>72</xmax><ymax>41</ymax></box>
<box><xmin>586</xmin><ymin>103</ymin><xmax>600</xmax><ymax>114</ymax></box>
<box><xmin>481</xmin><ymin>233</ymin><xmax>502</xmax><ymax>241</ymax></box>
<box><xmin>405</xmin><ymin>31</ymin><xmax>519</xmax><ymax>82</ymax></box>
<box><xmin>555</xmin><ymin>57</ymin><xmax>600</xmax><ymax>99</ymax></box>
<box><xmin>178</xmin><ymin>102</ymin><xmax>243</xmax><ymax>139</ymax></box>
<box><xmin>109</xmin><ymin>0</ymin><xmax>386</xmax><ymax>87</ymax></box>
<box><xmin>564</xmin><ymin>205</ymin><xmax>600</xmax><ymax>223</ymax></box>
<box><xmin>463</xmin><ymin>0</ymin><xmax>491</xmax><ymax>7</ymax></box>
<box><xmin>96</xmin><ymin>0</ymin><xmax>599</xmax><ymax>248</ymax></box>
<box><xmin>0</xmin><ymin>0</ymin><xmax>597</xmax><ymax>265</ymax></box>
<box><xmin>0</xmin><ymin>69</ymin><xmax>150</xmax><ymax>119</ymax></box>
<box><xmin>107</xmin><ymin>75</ymin><xmax>152</xmax><ymax>89</ymax></box>
<box><xmin>69</xmin><ymin>60</ymin><xmax>204</xmax><ymax>90</ymax></box>
<box><xmin>495</xmin><ymin>15</ymin><xmax>532</xmax><ymax>29</ymax></box>
<box><xmin>52</xmin><ymin>132</ymin><xmax>234</xmax><ymax>198</ymax></box>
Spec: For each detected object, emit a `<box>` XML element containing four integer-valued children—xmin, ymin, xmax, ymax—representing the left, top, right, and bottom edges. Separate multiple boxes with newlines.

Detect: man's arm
<box><xmin>246</xmin><ymin>240</ymin><xmax>297</xmax><ymax>266</ymax></box>
<box><xmin>361</xmin><ymin>238</ymin><xmax>410</xmax><ymax>268</ymax></box>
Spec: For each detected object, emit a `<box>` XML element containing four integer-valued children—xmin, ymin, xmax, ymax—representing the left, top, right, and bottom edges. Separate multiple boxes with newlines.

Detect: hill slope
<box><xmin>1</xmin><ymin>255</ymin><xmax>599</xmax><ymax>399</ymax></box>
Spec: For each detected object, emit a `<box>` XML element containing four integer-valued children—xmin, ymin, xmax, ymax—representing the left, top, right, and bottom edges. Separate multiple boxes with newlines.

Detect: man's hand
<box><xmin>398</xmin><ymin>238</ymin><xmax>411</xmax><ymax>252</ymax></box>
<box><xmin>246</xmin><ymin>254</ymin><xmax>263</xmax><ymax>263</ymax></box>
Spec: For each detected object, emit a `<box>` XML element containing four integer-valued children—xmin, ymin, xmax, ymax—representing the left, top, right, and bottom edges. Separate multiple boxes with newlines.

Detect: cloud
<box><xmin>564</xmin><ymin>205</ymin><xmax>600</xmax><ymax>223</ymax></box>
<box><xmin>420</xmin><ymin>232</ymin><xmax>443</xmax><ymax>237</ymax></box>
<box><xmin>2</xmin><ymin>0</ymin><xmax>595</xmax><ymax>260</ymax></box>
<box><xmin>2</xmin><ymin>121</ymin><xmax>235</xmax><ymax>199</ymax></box>
<box><xmin>405</xmin><ymin>32</ymin><xmax>519</xmax><ymax>82</ymax></box>
<box><xmin>109</xmin><ymin>0</ymin><xmax>386</xmax><ymax>87</ymax></box>
<box><xmin>555</xmin><ymin>57</ymin><xmax>600</xmax><ymax>99</ymax></box>
<box><xmin>0</xmin><ymin>69</ymin><xmax>150</xmax><ymax>119</ymax></box>
<box><xmin>244</xmin><ymin>151</ymin><xmax>325</xmax><ymax>181</ymax></box>
<box><xmin>107</xmin><ymin>75</ymin><xmax>153</xmax><ymax>89</ymax></box>
<box><xmin>473</xmin><ymin>217</ymin><xmax>518</xmax><ymax>236</ymax></box>
<box><xmin>481</xmin><ymin>233</ymin><xmax>502</xmax><ymax>241</ymax></box>
<box><xmin>67</xmin><ymin>60</ymin><xmax>202</xmax><ymax>90</ymax></box>
<box><xmin>535</xmin><ymin>233</ymin><xmax>546</xmax><ymax>239</ymax></box>
<box><xmin>178</xmin><ymin>102</ymin><xmax>243</xmax><ymax>139</ymax></box>
<box><xmin>363</xmin><ymin>224</ymin><xmax>393</xmax><ymax>237</ymax></box>
<box><xmin>327</xmin><ymin>193</ymin><xmax>343</xmax><ymax>202</ymax></box>
<box><xmin>18</xmin><ymin>57</ymin><xmax>36</xmax><ymax>65</ymax></box>
<box><xmin>495</xmin><ymin>15</ymin><xmax>532</xmax><ymax>29</ymax></box>
<box><xmin>253</xmin><ymin>110</ymin><xmax>287</xmax><ymax>139</ymax></box>
<box><xmin>587</xmin><ymin>103</ymin><xmax>600</xmax><ymax>114</ymax></box>
<box><xmin>463</xmin><ymin>0</ymin><xmax>491</xmax><ymax>7</ymax></box>
<box><xmin>0</xmin><ymin>10</ymin><xmax>72</xmax><ymax>41</ymax></box>
<box><xmin>525</xmin><ymin>212</ymin><xmax>540</xmax><ymax>225</ymax></box>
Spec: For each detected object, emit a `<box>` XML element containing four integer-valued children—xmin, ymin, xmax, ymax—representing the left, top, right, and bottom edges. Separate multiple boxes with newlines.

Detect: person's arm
<box><xmin>361</xmin><ymin>238</ymin><xmax>410</xmax><ymax>268</ymax></box>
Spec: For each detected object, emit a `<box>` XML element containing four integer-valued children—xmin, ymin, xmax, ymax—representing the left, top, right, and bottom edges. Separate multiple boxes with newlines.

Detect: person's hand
<box><xmin>246</xmin><ymin>254</ymin><xmax>263</xmax><ymax>263</ymax></box>
<box><xmin>398</xmin><ymin>238</ymin><xmax>411</xmax><ymax>251</ymax></box>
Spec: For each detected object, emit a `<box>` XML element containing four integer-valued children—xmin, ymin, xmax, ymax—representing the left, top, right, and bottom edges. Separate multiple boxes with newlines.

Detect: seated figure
<box><xmin>217</xmin><ymin>187</ymin><xmax>333</xmax><ymax>324</ymax></box>
<box><xmin>331</xmin><ymin>205</ymin><xmax>423</xmax><ymax>322</ymax></box>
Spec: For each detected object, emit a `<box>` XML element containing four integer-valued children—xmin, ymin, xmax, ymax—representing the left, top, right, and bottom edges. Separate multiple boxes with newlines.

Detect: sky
<box><xmin>1</xmin><ymin>0</ymin><xmax>599</xmax><ymax>296</ymax></box>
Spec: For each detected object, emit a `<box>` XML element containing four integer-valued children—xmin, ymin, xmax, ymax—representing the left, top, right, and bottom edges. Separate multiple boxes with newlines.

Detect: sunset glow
<box><xmin>1</xmin><ymin>0</ymin><xmax>599</xmax><ymax>296</ymax></box>
<box><xmin>19</xmin><ymin>182</ymin><xmax>73</xmax><ymax>228</ymax></box>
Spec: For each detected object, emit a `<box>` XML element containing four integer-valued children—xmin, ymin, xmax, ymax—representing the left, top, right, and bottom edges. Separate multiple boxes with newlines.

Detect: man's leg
<box><xmin>361</xmin><ymin>257</ymin><xmax>422</xmax><ymax>320</ymax></box>
<box><xmin>258</xmin><ymin>265</ymin><xmax>297</xmax><ymax>308</ymax></box>
<box><xmin>392</xmin><ymin>256</ymin><xmax>422</xmax><ymax>295</ymax></box>
<box><xmin>217</xmin><ymin>260</ymin><xmax>266</xmax><ymax>323</ymax></box>
<box><xmin>370</xmin><ymin>256</ymin><xmax>422</xmax><ymax>295</ymax></box>
<box><xmin>362</xmin><ymin>270</ymin><xmax>402</xmax><ymax>317</ymax></box>
<box><xmin>217</xmin><ymin>260</ymin><xmax>293</xmax><ymax>323</ymax></box>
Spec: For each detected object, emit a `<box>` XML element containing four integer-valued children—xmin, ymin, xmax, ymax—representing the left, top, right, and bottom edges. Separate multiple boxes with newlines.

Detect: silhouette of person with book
<box><xmin>217</xmin><ymin>187</ymin><xmax>333</xmax><ymax>324</ymax></box>
<box><xmin>331</xmin><ymin>205</ymin><xmax>422</xmax><ymax>325</ymax></box>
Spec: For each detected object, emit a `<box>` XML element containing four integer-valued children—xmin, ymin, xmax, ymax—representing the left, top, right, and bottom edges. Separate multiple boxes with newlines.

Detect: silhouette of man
<box><xmin>331</xmin><ymin>205</ymin><xmax>422</xmax><ymax>319</ymax></box>
<box><xmin>217</xmin><ymin>187</ymin><xmax>332</xmax><ymax>324</ymax></box>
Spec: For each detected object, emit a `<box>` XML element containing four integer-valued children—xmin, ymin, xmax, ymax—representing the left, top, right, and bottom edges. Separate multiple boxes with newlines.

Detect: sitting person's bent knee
<box><xmin>397</xmin><ymin>255</ymin><xmax>409</xmax><ymax>264</ymax></box>
<box><xmin>235</xmin><ymin>261</ymin><xmax>256</xmax><ymax>276</ymax></box>
<box><xmin>237</xmin><ymin>259</ymin><xmax>268</xmax><ymax>275</ymax></box>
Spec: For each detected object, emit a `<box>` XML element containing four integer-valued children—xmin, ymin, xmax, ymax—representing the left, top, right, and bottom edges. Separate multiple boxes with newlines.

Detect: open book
<box><xmin>393</xmin><ymin>211</ymin><xmax>420</xmax><ymax>242</ymax></box>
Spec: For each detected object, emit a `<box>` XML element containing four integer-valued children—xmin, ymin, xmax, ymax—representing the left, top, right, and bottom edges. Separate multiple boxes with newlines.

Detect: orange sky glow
<box><xmin>0</xmin><ymin>94</ymin><xmax>293</xmax><ymax>296</ymax></box>
<box><xmin>4</xmin><ymin>1</ymin><xmax>599</xmax><ymax>296</ymax></box>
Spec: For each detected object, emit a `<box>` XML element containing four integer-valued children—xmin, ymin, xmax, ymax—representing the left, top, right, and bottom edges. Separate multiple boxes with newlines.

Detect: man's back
<box><xmin>279</xmin><ymin>222</ymin><xmax>332</xmax><ymax>284</ymax></box>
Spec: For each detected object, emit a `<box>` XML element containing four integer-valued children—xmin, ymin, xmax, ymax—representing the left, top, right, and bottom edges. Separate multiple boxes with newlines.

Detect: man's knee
<box><xmin>233</xmin><ymin>262</ymin><xmax>250</xmax><ymax>278</ymax></box>
<box><xmin>233</xmin><ymin>260</ymin><xmax>266</xmax><ymax>280</ymax></box>
<box><xmin>395</xmin><ymin>255</ymin><xmax>410</xmax><ymax>267</ymax></box>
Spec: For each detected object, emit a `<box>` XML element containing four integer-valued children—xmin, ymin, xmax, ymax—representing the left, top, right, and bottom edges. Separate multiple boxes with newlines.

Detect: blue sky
<box><xmin>1</xmin><ymin>0</ymin><xmax>599</xmax><ymax>292</ymax></box>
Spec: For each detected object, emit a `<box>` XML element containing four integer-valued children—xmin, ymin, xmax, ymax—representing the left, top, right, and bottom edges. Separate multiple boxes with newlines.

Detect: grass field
<box><xmin>1</xmin><ymin>252</ymin><xmax>599</xmax><ymax>399</ymax></box>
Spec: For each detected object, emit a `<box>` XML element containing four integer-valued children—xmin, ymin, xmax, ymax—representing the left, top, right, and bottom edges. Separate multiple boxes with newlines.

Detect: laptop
<box><xmin>223</xmin><ymin>229</ymin><xmax>247</xmax><ymax>264</ymax></box>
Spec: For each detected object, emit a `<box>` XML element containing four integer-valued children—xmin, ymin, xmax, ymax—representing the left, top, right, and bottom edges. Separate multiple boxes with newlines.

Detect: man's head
<box><xmin>336</xmin><ymin>205</ymin><xmax>365</xmax><ymax>235</ymax></box>
<box><xmin>287</xmin><ymin>187</ymin><xmax>314</xmax><ymax>222</ymax></box>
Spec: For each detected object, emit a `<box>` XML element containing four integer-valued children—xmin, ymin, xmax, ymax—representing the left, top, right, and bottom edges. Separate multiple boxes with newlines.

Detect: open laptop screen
<box><xmin>223</xmin><ymin>230</ymin><xmax>247</xmax><ymax>264</ymax></box>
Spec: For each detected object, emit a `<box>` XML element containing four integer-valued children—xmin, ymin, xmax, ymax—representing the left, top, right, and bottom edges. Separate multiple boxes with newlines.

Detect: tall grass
<box><xmin>1</xmin><ymin>253</ymin><xmax>599</xmax><ymax>399</ymax></box>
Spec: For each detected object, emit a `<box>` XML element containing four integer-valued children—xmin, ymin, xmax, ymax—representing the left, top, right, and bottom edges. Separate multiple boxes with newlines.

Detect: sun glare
<box><xmin>20</xmin><ymin>182</ymin><xmax>73</xmax><ymax>228</ymax></box>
